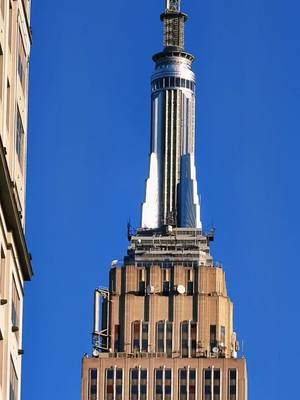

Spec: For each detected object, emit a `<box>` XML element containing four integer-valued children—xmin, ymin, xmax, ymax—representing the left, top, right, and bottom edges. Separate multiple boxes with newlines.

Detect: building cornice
<box><xmin>0</xmin><ymin>137</ymin><xmax>33</xmax><ymax>281</ymax></box>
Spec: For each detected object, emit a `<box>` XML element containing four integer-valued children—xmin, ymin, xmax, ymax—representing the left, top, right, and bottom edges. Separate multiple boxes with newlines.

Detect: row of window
<box><xmin>128</xmin><ymin>321</ymin><xmax>225</xmax><ymax>357</ymax></box>
<box><xmin>151</xmin><ymin>77</ymin><xmax>195</xmax><ymax>93</ymax></box>
<box><xmin>138</xmin><ymin>268</ymin><xmax>195</xmax><ymax>295</ymax></box>
<box><xmin>88</xmin><ymin>367</ymin><xmax>238</xmax><ymax>400</ymax></box>
<box><xmin>0</xmin><ymin>245</ymin><xmax>20</xmax><ymax>336</ymax></box>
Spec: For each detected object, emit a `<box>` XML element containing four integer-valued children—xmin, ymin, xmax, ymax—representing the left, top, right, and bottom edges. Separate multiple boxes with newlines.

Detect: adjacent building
<box><xmin>0</xmin><ymin>1</ymin><xmax>33</xmax><ymax>400</ymax></box>
<box><xmin>82</xmin><ymin>1</ymin><xmax>248</xmax><ymax>399</ymax></box>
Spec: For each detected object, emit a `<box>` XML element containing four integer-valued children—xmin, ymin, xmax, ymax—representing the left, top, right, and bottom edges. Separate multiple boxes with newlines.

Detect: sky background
<box><xmin>23</xmin><ymin>0</ymin><xmax>300</xmax><ymax>399</ymax></box>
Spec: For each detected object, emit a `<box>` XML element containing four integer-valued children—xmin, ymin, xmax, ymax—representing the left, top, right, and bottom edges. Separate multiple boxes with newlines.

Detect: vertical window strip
<box><xmin>105</xmin><ymin>367</ymin><xmax>123</xmax><ymax>400</ymax></box>
<box><xmin>88</xmin><ymin>369</ymin><xmax>98</xmax><ymax>400</ymax></box>
<box><xmin>179</xmin><ymin>368</ymin><xmax>196</xmax><ymax>400</ymax></box>
<box><xmin>132</xmin><ymin>321</ymin><xmax>149</xmax><ymax>352</ymax></box>
<box><xmin>16</xmin><ymin>108</ymin><xmax>24</xmax><ymax>165</ymax></box>
<box><xmin>156</xmin><ymin>321</ymin><xmax>173</xmax><ymax>356</ymax></box>
<box><xmin>130</xmin><ymin>368</ymin><xmax>148</xmax><ymax>400</ymax></box>
<box><xmin>11</xmin><ymin>278</ymin><xmax>19</xmax><ymax>329</ymax></box>
<box><xmin>228</xmin><ymin>369</ymin><xmax>238</xmax><ymax>400</ymax></box>
<box><xmin>155</xmin><ymin>368</ymin><xmax>172</xmax><ymax>400</ymax></box>
<box><xmin>181</xmin><ymin>321</ymin><xmax>197</xmax><ymax>357</ymax></box>
<box><xmin>203</xmin><ymin>368</ymin><xmax>221</xmax><ymax>400</ymax></box>
<box><xmin>17</xmin><ymin>29</ymin><xmax>26</xmax><ymax>91</ymax></box>
<box><xmin>9</xmin><ymin>357</ymin><xmax>18</xmax><ymax>400</ymax></box>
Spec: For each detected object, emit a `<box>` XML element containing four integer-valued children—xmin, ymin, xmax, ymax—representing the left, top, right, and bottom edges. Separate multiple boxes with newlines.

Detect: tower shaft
<box><xmin>141</xmin><ymin>4</ymin><xmax>201</xmax><ymax>229</ymax></box>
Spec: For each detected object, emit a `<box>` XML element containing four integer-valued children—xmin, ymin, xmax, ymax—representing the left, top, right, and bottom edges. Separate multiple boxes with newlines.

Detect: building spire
<box><xmin>166</xmin><ymin>0</ymin><xmax>181</xmax><ymax>12</ymax></box>
<box><xmin>162</xmin><ymin>0</ymin><xmax>187</xmax><ymax>49</ymax></box>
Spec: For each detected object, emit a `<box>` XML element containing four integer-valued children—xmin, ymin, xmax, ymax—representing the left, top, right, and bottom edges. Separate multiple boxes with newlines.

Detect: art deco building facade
<box><xmin>82</xmin><ymin>1</ymin><xmax>248</xmax><ymax>399</ymax></box>
<box><xmin>0</xmin><ymin>1</ymin><xmax>33</xmax><ymax>400</ymax></box>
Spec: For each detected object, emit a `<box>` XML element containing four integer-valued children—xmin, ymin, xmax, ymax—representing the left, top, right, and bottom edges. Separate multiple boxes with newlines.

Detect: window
<box><xmin>181</xmin><ymin>321</ymin><xmax>197</xmax><ymax>357</ymax></box>
<box><xmin>6</xmin><ymin>80</ymin><xmax>10</xmax><ymax>129</ymax></box>
<box><xmin>105</xmin><ymin>368</ymin><xmax>123</xmax><ymax>400</ymax></box>
<box><xmin>16</xmin><ymin>108</ymin><xmax>24</xmax><ymax>166</ymax></box>
<box><xmin>170</xmin><ymin>77</ymin><xmax>175</xmax><ymax>87</ymax></box>
<box><xmin>228</xmin><ymin>369</ymin><xmax>238</xmax><ymax>400</ymax></box>
<box><xmin>132</xmin><ymin>321</ymin><xmax>149</xmax><ymax>352</ymax></box>
<box><xmin>11</xmin><ymin>278</ymin><xmax>20</xmax><ymax>335</ymax></box>
<box><xmin>114</xmin><ymin>325</ymin><xmax>120</xmax><ymax>352</ymax></box>
<box><xmin>18</xmin><ymin>30</ymin><xmax>26</xmax><ymax>91</ymax></box>
<box><xmin>210</xmin><ymin>325</ymin><xmax>217</xmax><ymax>350</ymax></box>
<box><xmin>203</xmin><ymin>369</ymin><xmax>221</xmax><ymax>400</ymax></box>
<box><xmin>186</xmin><ymin>269</ymin><xmax>194</xmax><ymax>295</ymax></box>
<box><xmin>0</xmin><ymin>247</ymin><xmax>5</xmax><ymax>297</ymax></box>
<box><xmin>179</xmin><ymin>368</ymin><xmax>196</xmax><ymax>400</ymax></box>
<box><xmin>88</xmin><ymin>369</ymin><xmax>98</xmax><ymax>400</ymax></box>
<box><xmin>220</xmin><ymin>326</ymin><xmax>225</xmax><ymax>346</ymax></box>
<box><xmin>130</xmin><ymin>368</ymin><xmax>147</xmax><ymax>400</ymax></box>
<box><xmin>176</xmin><ymin>77</ymin><xmax>180</xmax><ymax>87</ymax></box>
<box><xmin>138</xmin><ymin>269</ymin><xmax>146</xmax><ymax>294</ymax></box>
<box><xmin>155</xmin><ymin>368</ymin><xmax>172</xmax><ymax>400</ymax></box>
<box><xmin>162</xmin><ymin>269</ymin><xmax>170</xmax><ymax>294</ymax></box>
<box><xmin>9</xmin><ymin>358</ymin><xmax>18</xmax><ymax>400</ymax></box>
<box><xmin>156</xmin><ymin>321</ymin><xmax>173</xmax><ymax>355</ymax></box>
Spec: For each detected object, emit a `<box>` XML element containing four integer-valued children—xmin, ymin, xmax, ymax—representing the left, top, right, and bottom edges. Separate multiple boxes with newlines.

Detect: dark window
<box><xmin>130</xmin><ymin>368</ymin><xmax>148</xmax><ymax>400</ymax></box>
<box><xmin>156</xmin><ymin>321</ymin><xmax>173</xmax><ymax>356</ymax></box>
<box><xmin>138</xmin><ymin>269</ymin><xmax>145</xmax><ymax>294</ymax></box>
<box><xmin>89</xmin><ymin>369</ymin><xmax>98</xmax><ymax>400</ymax></box>
<box><xmin>220</xmin><ymin>326</ymin><xmax>225</xmax><ymax>346</ymax></box>
<box><xmin>155</xmin><ymin>369</ymin><xmax>172</xmax><ymax>400</ymax></box>
<box><xmin>181</xmin><ymin>78</ymin><xmax>185</xmax><ymax>87</ymax></box>
<box><xmin>170</xmin><ymin>77</ymin><xmax>175</xmax><ymax>86</ymax></box>
<box><xmin>176</xmin><ymin>77</ymin><xmax>180</xmax><ymax>87</ymax></box>
<box><xmin>210</xmin><ymin>325</ymin><xmax>217</xmax><ymax>349</ymax></box>
<box><xmin>181</xmin><ymin>321</ymin><xmax>197</xmax><ymax>357</ymax></box>
<box><xmin>0</xmin><ymin>247</ymin><xmax>5</xmax><ymax>297</ymax></box>
<box><xmin>203</xmin><ymin>369</ymin><xmax>221</xmax><ymax>400</ymax></box>
<box><xmin>186</xmin><ymin>80</ymin><xmax>190</xmax><ymax>89</ymax></box>
<box><xmin>18</xmin><ymin>30</ymin><xmax>26</xmax><ymax>90</ymax></box>
<box><xmin>9</xmin><ymin>358</ymin><xmax>18</xmax><ymax>400</ymax></box>
<box><xmin>11</xmin><ymin>278</ymin><xmax>19</xmax><ymax>334</ymax></box>
<box><xmin>114</xmin><ymin>325</ymin><xmax>120</xmax><ymax>352</ymax></box>
<box><xmin>106</xmin><ymin>368</ymin><xmax>123</xmax><ymax>400</ymax></box>
<box><xmin>165</xmin><ymin>77</ymin><xmax>170</xmax><ymax>88</ymax></box>
<box><xmin>179</xmin><ymin>369</ymin><xmax>196</xmax><ymax>400</ymax></box>
<box><xmin>203</xmin><ymin>369</ymin><xmax>211</xmax><ymax>400</ymax></box>
<box><xmin>132</xmin><ymin>321</ymin><xmax>149</xmax><ymax>352</ymax></box>
<box><xmin>229</xmin><ymin>369</ymin><xmax>237</xmax><ymax>400</ymax></box>
<box><xmin>16</xmin><ymin>108</ymin><xmax>24</xmax><ymax>165</ymax></box>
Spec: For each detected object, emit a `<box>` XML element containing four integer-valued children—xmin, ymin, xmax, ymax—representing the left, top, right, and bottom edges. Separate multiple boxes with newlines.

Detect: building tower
<box><xmin>0</xmin><ymin>1</ymin><xmax>33</xmax><ymax>400</ymax></box>
<box><xmin>82</xmin><ymin>1</ymin><xmax>248</xmax><ymax>399</ymax></box>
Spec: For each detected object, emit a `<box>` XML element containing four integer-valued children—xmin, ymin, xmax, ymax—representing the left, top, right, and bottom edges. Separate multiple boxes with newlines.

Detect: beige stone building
<box><xmin>0</xmin><ymin>1</ymin><xmax>33</xmax><ymax>400</ymax></box>
<box><xmin>82</xmin><ymin>1</ymin><xmax>248</xmax><ymax>399</ymax></box>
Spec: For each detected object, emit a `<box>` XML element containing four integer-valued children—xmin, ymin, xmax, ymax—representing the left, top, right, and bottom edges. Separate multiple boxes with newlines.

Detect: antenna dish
<box><xmin>176</xmin><ymin>284</ymin><xmax>185</xmax><ymax>295</ymax></box>
<box><xmin>146</xmin><ymin>285</ymin><xmax>155</xmax><ymax>295</ymax></box>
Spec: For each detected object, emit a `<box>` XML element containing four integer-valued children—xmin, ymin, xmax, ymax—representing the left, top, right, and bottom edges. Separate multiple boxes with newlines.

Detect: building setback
<box><xmin>0</xmin><ymin>1</ymin><xmax>33</xmax><ymax>400</ymax></box>
<box><xmin>82</xmin><ymin>1</ymin><xmax>248</xmax><ymax>399</ymax></box>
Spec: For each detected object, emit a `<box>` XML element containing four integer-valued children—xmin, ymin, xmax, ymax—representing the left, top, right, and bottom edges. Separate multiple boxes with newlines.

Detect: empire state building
<box><xmin>81</xmin><ymin>1</ymin><xmax>248</xmax><ymax>399</ymax></box>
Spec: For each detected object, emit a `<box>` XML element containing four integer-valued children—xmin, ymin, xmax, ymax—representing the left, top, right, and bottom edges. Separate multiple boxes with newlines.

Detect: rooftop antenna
<box><xmin>166</xmin><ymin>0</ymin><xmax>181</xmax><ymax>12</ymax></box>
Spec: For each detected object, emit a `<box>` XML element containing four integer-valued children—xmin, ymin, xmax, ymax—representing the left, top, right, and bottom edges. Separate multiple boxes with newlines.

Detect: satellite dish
<box><xmin>146</xmin><ymin>285</ymin><xmax>155</xmax><ymax>295</ymax></box>
<box><xmin>212</xmin><ymin>347</ymin><xmax>219</xmax><ymax>354</ymax></box>
<box><xmin>93</xmin><ymin>349</ymin><xmax>100</xmax><ymax>357</ymax></box>
<box><xmin>177</xmin><ymin>285</ymin><xmax>185</xmax><ymax>295</ymax></box>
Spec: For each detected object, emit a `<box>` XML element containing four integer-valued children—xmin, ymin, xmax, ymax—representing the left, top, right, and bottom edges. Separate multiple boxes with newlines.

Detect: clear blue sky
<box><xmin>23</xmin><ymin>0</ymin><xmax>299</xmax><ymax>399</ymax></box>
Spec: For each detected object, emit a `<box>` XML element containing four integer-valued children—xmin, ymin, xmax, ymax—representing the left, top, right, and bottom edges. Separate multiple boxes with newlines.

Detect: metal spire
<box><xmin>166</xmin><ymin>0</ymin><xmax>181</xmax><ymax>12</ymax></box>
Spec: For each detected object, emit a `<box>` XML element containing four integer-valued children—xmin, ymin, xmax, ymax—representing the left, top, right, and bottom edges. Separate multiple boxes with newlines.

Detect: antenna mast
<box><xmin>166</xmin><ymin>0</ymin><xmax>181</xmax><ymax>11</ymax></box>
